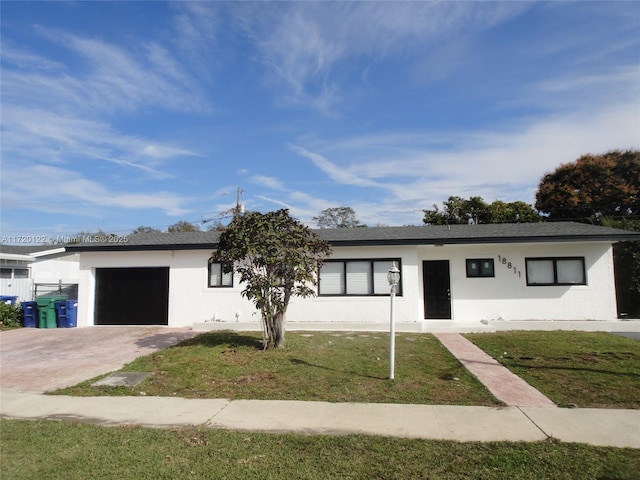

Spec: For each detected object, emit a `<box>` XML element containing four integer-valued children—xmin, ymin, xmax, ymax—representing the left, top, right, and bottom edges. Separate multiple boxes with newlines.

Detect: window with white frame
<box><xmin>525</xmin><ymin>257</ymin><xmax>586</xmax><ymax>286</ymax></box>
<box><xmin>319</xmin><ymin>259</ymin><xmax>402</xmax><ymax>296</ymax></box>
<box><xmin>208</xmin><ymin>261</ymin><xmax>233</xmax><ymax>288</ymax></box>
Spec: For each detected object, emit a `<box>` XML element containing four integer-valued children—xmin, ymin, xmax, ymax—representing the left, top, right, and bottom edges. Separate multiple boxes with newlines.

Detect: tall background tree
<box><xmin>313</xmin><ymin>207</ymin><xmax>366</xmax><ymax>228</ymax></box>
<box><xmin>131</xmin><ymin>226</ymin><xmax>162</xmax><ymax>235</ymax></box>
<box><xmin>535</xmin><ymin>149</ymin><xmax>640</xmax><ymax>224</ymax></box>
<box><xmin>167</xmin><ymin>221</ymin><xmax>201</xmax><ymax>233</ymax></box>
<box><xmin>535</xmin><ymin>149</ymin><xmax>640</xmax><ymax>316</ymax></box>
<box><xmin>212</xmin><ymin>209</ymin><xmax>332</xmax><ymax>349</ymax></box>
<box><xmin>423</xmin><ymin>196</ymin><xmax>540</xmax><ymax>225</ymax></box>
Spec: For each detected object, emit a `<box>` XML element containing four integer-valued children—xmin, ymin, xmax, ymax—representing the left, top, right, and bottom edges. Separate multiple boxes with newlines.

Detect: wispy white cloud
<box><xmin>288</xmin><ymin>144</ymin><xmax>379</xmax><ymax>187</ymax></box>
<box><xmin>170</xmin><ymin>2</ymin><xmax>222</xmax><ymax>70</ymax></box>
<box><xmin>250</xmin><ymin>175</ymin><xmax>285</xmax><ymax>191</ymax></box>
<box><xmin>239</xmin><ymin>2</ymin><xmax>529</xmax><ymax>113</ymax></box>
<box><xmin>28</xmin><ymin>27</ymin><xmax>210</xmax><ymax>115</ymax></box>
<box><xmin>3</xmin><ymin>164</ymin><xmax>191</xmax><ymax>217</ymax></box>
<box><xmin>2</xmin><ymin>106</ymin><xmax>197</xmax><ymax>177</ymax></box>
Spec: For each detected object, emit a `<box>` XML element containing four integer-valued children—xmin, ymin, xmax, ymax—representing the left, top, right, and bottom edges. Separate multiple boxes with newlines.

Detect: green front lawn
<box><xmin>55</xmin><ymin>331</ymin><xmax>500</xmax><ymax>406</ymax></box>
<box><xmin>2</xmin><ymin>419</ymin><xmax>639</xmax><ymax>480</ymax></box>
<box><xmin>465</xmin><ymin>331</ymin><xmax>640</xmax><ymax>409</ymax></box>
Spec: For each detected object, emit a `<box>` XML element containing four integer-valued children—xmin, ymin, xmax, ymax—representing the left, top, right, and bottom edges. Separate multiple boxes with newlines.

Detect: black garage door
<box><xmin>95</xmin><ymin>267</ymin><xmax>169</xmax><ymax>325</ymax></box>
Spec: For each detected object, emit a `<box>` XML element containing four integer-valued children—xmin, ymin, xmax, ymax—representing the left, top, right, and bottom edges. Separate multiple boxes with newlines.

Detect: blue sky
<box><xmin>1</xmin><ymin>1</ymin><xmax>639</xmax><ymax>238</ymax></box>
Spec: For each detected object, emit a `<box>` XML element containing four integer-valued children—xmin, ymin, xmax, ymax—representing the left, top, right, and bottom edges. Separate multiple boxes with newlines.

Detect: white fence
<box><xmin>0</xmin><ymin>278</ymin><xmax>34</xmax><ymax>303</ymax></box>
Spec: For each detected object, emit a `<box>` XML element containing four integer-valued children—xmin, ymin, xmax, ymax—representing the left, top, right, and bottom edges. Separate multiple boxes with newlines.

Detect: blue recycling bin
<box><xmin>1</xmin><ymin>296</ymin><xmax>18</xmax><ymax>305</ymax></box>
<box><xmin>65</xmin><ymin>300</ymin><xmax>78</xmax><ymax>328</ymax></box>
<box><xmin>55</xmin><ymin>300</ymin><xmax>77</xmax><ymax>328</ymax></box>
<box><xmin>21</xmin><ymin>302</ymin><xmax>39</xmax><ymax>328</ymax></box>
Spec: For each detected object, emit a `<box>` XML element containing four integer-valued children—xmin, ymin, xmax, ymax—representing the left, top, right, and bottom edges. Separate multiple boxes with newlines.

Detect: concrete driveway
<box><xmin>0</xmin><ymin>327</ymin><xmax>197</xmax><ymax>393</ymax></box>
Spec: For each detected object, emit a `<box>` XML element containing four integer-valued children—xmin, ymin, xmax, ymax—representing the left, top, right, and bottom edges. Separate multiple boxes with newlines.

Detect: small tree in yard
<box><xmin>212</xmin><ymin>209</ymin><xmax>332</xmax><ymax>349</ymax></box>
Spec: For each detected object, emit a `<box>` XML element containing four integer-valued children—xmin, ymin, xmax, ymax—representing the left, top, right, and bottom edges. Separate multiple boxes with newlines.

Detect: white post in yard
<box><xmin>387</xmin><ymin>261</ymin><xmax>400</xmax><ymax>380</ymax></box>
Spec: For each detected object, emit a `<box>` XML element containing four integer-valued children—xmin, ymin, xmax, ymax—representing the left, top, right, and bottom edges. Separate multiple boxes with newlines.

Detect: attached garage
<box><xmin>95</xmin><ymin>267</ymin><xmax>169</xmax><ymax>325</ymax></box>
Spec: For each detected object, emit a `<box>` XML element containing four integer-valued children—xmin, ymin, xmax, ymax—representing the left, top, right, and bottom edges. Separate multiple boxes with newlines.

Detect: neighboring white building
<box><xmin>66</xmin><ymin>222</ymin><xmax>640</xmax><ymax>329</ymax></box>
<box><xmin>0</xmin><ymin>245</ymin><xmax>80</xmax><ymax>302</ymax></box>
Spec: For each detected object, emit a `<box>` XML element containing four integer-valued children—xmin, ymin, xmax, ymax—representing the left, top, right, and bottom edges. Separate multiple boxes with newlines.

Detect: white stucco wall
<box><xmin>76</xmin><ymin>241</ymin><xmax>619</xmax><ymax>327</ymax></box>
<box><xmin>420</xmin><ymin>242</ymin><xmax>617</xmax><ymax>322</ymax></box>
<box><xmin>31</xmin><ymin>253</ymin><xmax>80</xmax><ymax>284</ymax></box>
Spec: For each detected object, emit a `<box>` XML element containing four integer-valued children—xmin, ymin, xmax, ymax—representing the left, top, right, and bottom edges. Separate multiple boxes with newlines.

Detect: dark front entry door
<box><xmin>423</xmin><ymin>260</ymin><xmax>451</xmax><ymax>319</ymax></box>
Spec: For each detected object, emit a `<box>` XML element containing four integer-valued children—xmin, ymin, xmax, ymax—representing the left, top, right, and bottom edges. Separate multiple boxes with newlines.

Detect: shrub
<box><xmin>0</xmin><ymin>302</ymin><xmax>23</xmax><ymax>330</ymax></box>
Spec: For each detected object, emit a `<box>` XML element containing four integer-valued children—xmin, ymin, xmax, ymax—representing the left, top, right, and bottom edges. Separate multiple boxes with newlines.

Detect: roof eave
<box><xmin>66</xmin><ymin>243</ymin><xmax>217</xmax><ymax>252</ymax></box>
<box><xmin>329</xmin><ymin>234</ymin><xmax>640</xmax><ymax>247</ymax></box>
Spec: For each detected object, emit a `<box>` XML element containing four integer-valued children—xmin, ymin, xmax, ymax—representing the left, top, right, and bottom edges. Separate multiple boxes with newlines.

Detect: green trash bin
<box><xmin>35</xmin><ymin>296</ymin><xmax>67</xmax><ymax>328</ymax></box>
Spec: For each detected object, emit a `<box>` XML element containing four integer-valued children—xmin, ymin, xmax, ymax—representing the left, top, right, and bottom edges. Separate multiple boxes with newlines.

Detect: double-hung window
<box><xmin>525</xmin><ymin>257</ymin><xmax>586</xmax><ymax>286</ymax></box>
<box><xmin>319</xmin><ymin>259</ymin><xmax>402</xmax><ymax>296</ymax></box>
<box><xmin>208</xmin><ymin>261</ymin><xmax>233</xmax><ymax>288</ymax></box>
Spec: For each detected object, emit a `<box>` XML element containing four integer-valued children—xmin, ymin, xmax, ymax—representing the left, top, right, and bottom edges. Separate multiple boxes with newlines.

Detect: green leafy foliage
<box><xmin>423</xmin><ymin>196</ymin><xmax>540</xmax><ymax>225</ymax></box>
<box><xmin>312</xmin><ymin>206</ymin><xmax>366</xmax><ymax>228</ymax></box>
<box><xmin>167</xmin><ymin>221</ymin><xmax>200</xmax><ymax>232</ymax></box>
<box><xmin>0</xmin><ymin>302</ymin><xmax>23</xmax><ymax>330</ymax></box>
<box><xmin>131</xmin><ymin>226</ymin><xmax>162</xmax><ymax>234</ymax></box>
<box><xmin>212</xmin><ymin>210</ymin><xmax>332</xmax><ymax>349</ymax></box>
<box><xmin>535</xmin><ymin>149</ymin><xmax>640</xmax><ymax>223</ymax></box>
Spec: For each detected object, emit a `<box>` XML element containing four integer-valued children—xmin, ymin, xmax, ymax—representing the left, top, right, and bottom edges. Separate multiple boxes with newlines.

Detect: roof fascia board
<box><xmin>67</xmin><ymin>244</ymin><xmax>216</xmax><ymax>253</ymax></box>
<box><xmin>30</xmin><ymin>247</ymin><xmax>67</xmax><ymax>257</ymax></box>
<box><xmin>0</xmin><ymin>253</ymin><xmax>34</xmax><ymax>261</ymax></box>
<box><xmin>329</xmin><ymin>235</ymin><xmax>640</xmax><ymax>247</ymax></box>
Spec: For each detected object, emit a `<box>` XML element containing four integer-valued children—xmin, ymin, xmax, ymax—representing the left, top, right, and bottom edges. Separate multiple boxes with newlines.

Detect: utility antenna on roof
<box><xmin>200</xmin><ymin>187</ymin><xmax>245</xmax><ymax>229</ymax></box>
<box><xmin>235</xmin><ymin>187</ymin><xmax>245</xmax><ymax>219</ymax></box>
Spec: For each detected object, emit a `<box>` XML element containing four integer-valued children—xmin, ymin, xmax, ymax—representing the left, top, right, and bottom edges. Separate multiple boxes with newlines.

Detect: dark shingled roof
<box><xmin>64</xmin><ymin>222</ymin><xmax>640</xmax><ymax>252</ymax></box>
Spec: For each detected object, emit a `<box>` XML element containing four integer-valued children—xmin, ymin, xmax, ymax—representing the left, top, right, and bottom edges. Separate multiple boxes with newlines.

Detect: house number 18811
<box><xmin>497</xmin><ymin>255</ymin><xmax>522</xmax><ymax>278</ymax></box>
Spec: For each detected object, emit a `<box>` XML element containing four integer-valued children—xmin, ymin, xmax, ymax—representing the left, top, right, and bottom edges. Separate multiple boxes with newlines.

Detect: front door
<box><xmin>423</xmin><ymin>260</ymin><xmax>451</xmax><ymax>319</ymax></box>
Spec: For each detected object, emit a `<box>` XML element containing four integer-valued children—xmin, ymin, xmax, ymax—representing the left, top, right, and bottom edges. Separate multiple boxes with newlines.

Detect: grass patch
<box><xmin>465</xmin><ymin>331</ymin><xmax>640</xmax><ymax>409</ymax></box>
<box><xmin>54</xmin><ymin>331</ymin><xmax>499</xmax><ymax>406</ymax></box>
<box><xmin>2</xmin><ymin>419</ymin><xmax>639</xmax><ymax>480</ymax></box>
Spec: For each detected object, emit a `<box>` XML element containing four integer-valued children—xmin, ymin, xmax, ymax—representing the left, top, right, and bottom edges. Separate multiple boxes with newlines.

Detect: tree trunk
<box><xmin>273</xmin><ymin>311</ymin><xmax>285</xmax><ymax>348</ymax></box>
<box><xmin>262</xmin><ymin>311</ymin><xmax>286</xmax><ymax>350</ymax></box>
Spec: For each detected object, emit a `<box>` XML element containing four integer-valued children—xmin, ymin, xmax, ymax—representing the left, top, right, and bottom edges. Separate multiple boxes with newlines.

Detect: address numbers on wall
<box><xmin>497</xmin><ymin>255</ymin><xmax>522</xmax><ymax>278</ymax></box>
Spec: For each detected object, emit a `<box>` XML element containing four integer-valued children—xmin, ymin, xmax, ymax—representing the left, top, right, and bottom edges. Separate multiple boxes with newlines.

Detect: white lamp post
<box><xmin>387</xmin><ymin>261</ymin><xmax>400</xmax><ymax>380</ymax></box>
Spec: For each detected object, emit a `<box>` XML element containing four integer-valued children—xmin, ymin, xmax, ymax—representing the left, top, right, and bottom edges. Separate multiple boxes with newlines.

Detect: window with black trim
<box><xmin>208</xmin><ymin>261</ymin><xmax>233</xmax><ymax>288</ymax></box>
<box><xmin>525</xmin><ymin>257</ymin><xmax>586</xmax><ymax>286</ymax></box>
<box><xmin>319</xmin><ymin>259</ymin><xmax>402</xmax><ymax>296</ymax></box>
<box><xmin>466</xmin><ymin>259</ymin><xmax>494</xmax><ymax>278</ymax></box>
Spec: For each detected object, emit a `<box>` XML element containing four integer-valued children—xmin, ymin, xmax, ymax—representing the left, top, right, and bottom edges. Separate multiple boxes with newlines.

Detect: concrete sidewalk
<box><xmin>1</xmin><ymin>390</ymin><xmax>639</xmax><ymax>448</ymax></box>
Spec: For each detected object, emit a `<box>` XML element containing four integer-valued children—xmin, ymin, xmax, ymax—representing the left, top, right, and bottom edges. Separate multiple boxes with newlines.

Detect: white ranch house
<box><xmin>65</xmin><ymin>222</ymin><xmax>640</xmax><ymax>331</ymax></box>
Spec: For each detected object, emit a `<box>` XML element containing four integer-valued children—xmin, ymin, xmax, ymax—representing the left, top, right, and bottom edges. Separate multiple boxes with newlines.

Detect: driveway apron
<box><xmin>0</xmin><ymin>327</ymin><xmax>196</xmax><ymax>393</ymax></box>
